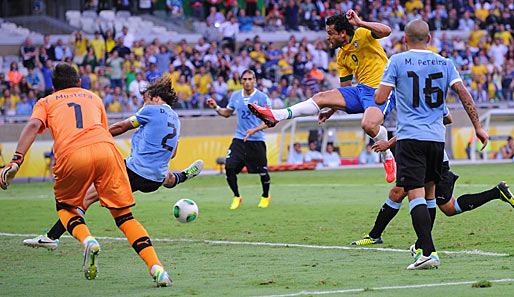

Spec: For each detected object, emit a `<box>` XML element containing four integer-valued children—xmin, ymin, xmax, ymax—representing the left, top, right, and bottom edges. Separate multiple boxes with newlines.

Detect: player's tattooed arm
<box><xmin>452</xmin><ymin>81</ymin><xmax>489</xmax><ymax>150</ymax></box>
<box><xmin>451</xmin><ymin>81</ymin><xmax>480</xmax><ymax>128</ymax></box>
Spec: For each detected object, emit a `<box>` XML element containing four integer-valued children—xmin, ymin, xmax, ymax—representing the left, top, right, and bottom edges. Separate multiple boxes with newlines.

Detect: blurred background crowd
<box><xmin>1</xmin><ymin>0</ymin><xmax>514</xmax><ymax>117</ymax></box>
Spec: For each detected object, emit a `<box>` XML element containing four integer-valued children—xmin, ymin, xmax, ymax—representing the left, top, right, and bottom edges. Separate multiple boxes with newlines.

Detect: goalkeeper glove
<box><xmin>0</xmin><ymin>152</ymin><xmax>24</xmax><ymax>190</ymax></box>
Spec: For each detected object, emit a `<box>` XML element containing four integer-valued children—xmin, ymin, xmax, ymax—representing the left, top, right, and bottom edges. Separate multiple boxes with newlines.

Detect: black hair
<box><xmin>142</xmin><ymin>76</ymin><xmax>178</xmax><ymax>107</ymax></box>
<box><xmin>241</xmin><ymin>69</ymin><xmax>256</xmax><ymax>79</ymax></box>
<box><xmin>326</xmin><ymin>13</ymin><xmax>355</xmax><ymax>36</ymax></box>
<box><xmin>52</xmin><ymin>62</ymin><xmax>80</xmax><ymax>91</ymax></box>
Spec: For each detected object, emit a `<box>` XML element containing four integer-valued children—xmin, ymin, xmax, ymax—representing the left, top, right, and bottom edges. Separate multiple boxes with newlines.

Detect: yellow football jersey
<box><xmin>336</xmin><ymin>28</ymin><xmax>388</xmax><ymax>88</ymax></box>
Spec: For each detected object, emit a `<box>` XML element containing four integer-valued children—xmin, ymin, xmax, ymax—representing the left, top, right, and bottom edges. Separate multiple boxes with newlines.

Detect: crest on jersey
<box><xmin>354</xmin><ymin>42</ymin><xmax>358</xmax><ymax>48</ymax></box>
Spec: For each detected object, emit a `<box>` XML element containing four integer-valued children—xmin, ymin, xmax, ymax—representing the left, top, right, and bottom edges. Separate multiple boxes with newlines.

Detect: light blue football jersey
<box><xmin>126</xmin><ymin>104</ymin><xmax>181</xmax><ymax>182</ymax></box>
<box><xmin>227</xmin><ymin>89</ymin><xmax>271</xmax><ymax>142</ymax></box>
<box><xmin>380</xmin><ymin>49</ymin><xmax>461</xmax><ymax>142</ymax></box>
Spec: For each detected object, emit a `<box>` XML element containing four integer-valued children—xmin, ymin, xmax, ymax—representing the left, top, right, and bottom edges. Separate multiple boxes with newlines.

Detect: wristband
<box><xmin>215</xmin><ymin>106</ymin><xmax>221</xmax><ymax>111</ymax></box>
<box><xmin>12</xmin><ymin>152</ymin><xmax>24</xmax><ymax>166</ymax></box>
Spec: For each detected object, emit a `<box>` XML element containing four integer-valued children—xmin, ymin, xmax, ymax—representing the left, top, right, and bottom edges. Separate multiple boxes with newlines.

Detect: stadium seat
<box><xmin>80</xmin><ymin>17</ymin><xmax>96</xmax><ymax>33</ymax></box>
<box><xmin>4</xmin><ymin>55</ymin><xmax>20</xmax><ymax>65</ymax></box>
<box><xmin>65</xmin><ymin>10</ymin><xmax>81</xmax><ymax>21</ymax></box>
<box><xmin>116</xmin><ymin>10</ymin><xmax>131</xmax><ymax>19</ymax></box>
<box><xmin>99</xmin><ymin>10</ymin><xmax>115</xmax><ymax>22</ymax></box>
<box><xmin>82</xmin><ymin>10</ymin><xmax>97</xmax><ymax>19</ymax></box>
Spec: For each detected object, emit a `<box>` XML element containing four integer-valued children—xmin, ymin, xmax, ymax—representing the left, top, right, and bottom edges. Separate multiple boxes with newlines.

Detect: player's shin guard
<box><xmin>225</xmin><ymin>168</ymin><xmax>240</xmax><ymax>197</ymax></box>
<box><xmin>260</xmin><ymin>172</ymin><xmax>270</xmax><ymax>198</ymax></box>
<box><xmin>409</xmin><ymin>198</ymin><xmax>435</xmax><ymax>256</ymax></box>
<box><xmin>57</xmin><ymin>204</ymin><xmax>91</xmax><ymax>247</ymax></box>
<box><xmin>111</xmin><ymin>208</ymin><xmax>162</xmax><ymax>275</ymax></box>
<box><xmin>369</xmin><ymin>198</ymin><xmax>401</xmax><ymax>239</ymax></box>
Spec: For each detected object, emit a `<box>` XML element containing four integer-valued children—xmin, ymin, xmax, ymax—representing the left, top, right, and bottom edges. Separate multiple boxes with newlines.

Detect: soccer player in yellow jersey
<box><xmin>248</xmin><ymin>10</ymin><xmax>397</xmax><ymax>183</ymax></box>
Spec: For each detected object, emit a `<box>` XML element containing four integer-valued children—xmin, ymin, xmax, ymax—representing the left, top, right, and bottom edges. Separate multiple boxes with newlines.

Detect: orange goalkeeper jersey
<box><xmin>31</xmin><ymin>87</ymin><xmax>115</xmax><ymax>160</ymax></box>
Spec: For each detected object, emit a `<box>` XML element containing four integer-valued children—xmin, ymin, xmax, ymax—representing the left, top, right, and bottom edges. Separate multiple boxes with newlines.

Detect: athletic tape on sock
<box><xmin>409</xmin><ymin>197</ymin><xmax>427</xmax><ymax>212</ymax></box>
<box><xmin>385</xmin><ymin>197</ymin><xmax>402</xmax><ymax>210</ymax></box>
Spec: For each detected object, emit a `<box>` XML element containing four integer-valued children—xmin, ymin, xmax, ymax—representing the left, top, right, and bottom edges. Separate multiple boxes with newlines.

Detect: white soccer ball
<box><xmin>173</xmin><ymin>199</ymin><xmax>199</xmax><ymax>223</ymax></box>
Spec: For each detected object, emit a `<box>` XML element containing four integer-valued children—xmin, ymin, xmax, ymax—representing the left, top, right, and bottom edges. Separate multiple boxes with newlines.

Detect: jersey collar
<box><xmin>408</xmin><ymin>49</ymin><xmax>432</xmax><ymax>53</ymax></box>
<box><xmin>242</xmin><ymin>88</ymin><xmax>257</xmax><ymax>98</ymax></box>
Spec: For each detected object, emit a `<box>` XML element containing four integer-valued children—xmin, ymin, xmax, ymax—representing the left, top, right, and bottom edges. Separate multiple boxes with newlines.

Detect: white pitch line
<box><xmin>0</xmin><ymin>232</ymin><xmax>510</xmax><ymax>257</ymax></box>
<box><xmin>253</xmin><ymin>278</ymin><xmax>514</xmax><ymax>297</ymax></box>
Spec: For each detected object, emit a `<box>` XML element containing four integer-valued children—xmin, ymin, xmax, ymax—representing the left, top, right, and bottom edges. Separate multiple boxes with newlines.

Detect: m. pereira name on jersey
<box><xmin>404</xmin><ymin>58</ymin><xmax>447</xmax><ymax>66</ymax></box>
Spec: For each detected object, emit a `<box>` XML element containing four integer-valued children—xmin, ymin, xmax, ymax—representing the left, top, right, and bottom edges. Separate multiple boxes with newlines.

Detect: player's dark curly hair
<box><xmin>53</xmin><ymin>62</ymin><xmax>80</xmax><ymax>91</ymax></box>
<box><xmin>142</xmin><ymin>76</ymin><xmax>178</xmax><ymax>107</ymax></box>
<box><xmin>326</xmin><ymin>13</ymin><xmax>355</xmax><ymax>36</ymax></box>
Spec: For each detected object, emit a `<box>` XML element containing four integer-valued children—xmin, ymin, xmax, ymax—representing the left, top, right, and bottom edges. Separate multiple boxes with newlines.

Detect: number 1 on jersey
<box><xmin>67</xmin><ymin>102</ymin><xmax>83</xmax><ymax>128</ymax></box>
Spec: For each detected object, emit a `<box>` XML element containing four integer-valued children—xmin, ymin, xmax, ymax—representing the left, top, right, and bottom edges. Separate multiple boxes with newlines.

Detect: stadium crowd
<box><xmin>1</xmin><ymin>0</ymin><xmax>514</xmax><ymax>117</ymax></box>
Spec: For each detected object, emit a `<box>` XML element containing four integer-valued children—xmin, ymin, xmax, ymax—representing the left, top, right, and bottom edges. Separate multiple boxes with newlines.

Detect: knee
<box><xmin>389</xmin><ymin>187</ymin><xmax>405</xmax><ymax>203</ymax></box>
<box><xmin>312</xmin><ymin>90</ymin><xmax>332</xmax><ymax>106</ymax></box>
<box><xmin>260</xmin><ymin>172</ymin><xmax>270</xmax><ymax>183</ymax></box>
<box><xmin>361</xmin><ymin>120</ymin><xmax>378</xmax><ymax>136</ymax></box>
<box><xmin>439</xmin><ymin>203</ymin><xmax>457</xmax><ymax>216</ymax></box>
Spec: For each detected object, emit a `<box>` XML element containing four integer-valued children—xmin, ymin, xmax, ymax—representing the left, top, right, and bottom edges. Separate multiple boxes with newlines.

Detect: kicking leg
<box><xmin>248</xmin><ymin>89</ymin><xmax>346</xmax><ymax>127</ymax></box>
<box><xmin>163</xmin><ymin>160</ymin><xmax>204</xmax><ymax>188</ymax></box>
<box><xmin>110</xmin><ymin>208</ymin><xmax>172</xmax><ymax>287</ymax></box>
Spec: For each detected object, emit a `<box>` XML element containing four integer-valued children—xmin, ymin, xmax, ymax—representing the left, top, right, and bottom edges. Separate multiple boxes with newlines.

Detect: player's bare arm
<box><xmin>207</xmin><ymin>97</ymin><xmax>234</xmax><ymax>118</ymax></box>
<box><xmin>451</xmin><ymin>81</ymin><xmax>489</xmax><ymax>150</ymax></box>
<box><xmin>109</xmin><ymin>118</ymin><xmax>135</xmax><ymax>136</ymax></box>
<box><xmin>346</xmin><ymin>9</ymin><xmax>392</xmax><ymax>38</ymax></box>
<box><xmin>372</xmin><ymin>136</ymin><xmax>396</xmax><ymax>152</ymax></box>
<box><xmin>374</xmin><ymin>85</ymin><xmax>393</xmax><ymax>105</ymax></box>
<box><xmin>0</xmin><ymin>119</ymin><xmax>43</xmax><ymax>189</ymax></box>
<box><xmin>243</xmin><ymin>123</ymin><xmax>267</xmax><ymax>142</ymax></box>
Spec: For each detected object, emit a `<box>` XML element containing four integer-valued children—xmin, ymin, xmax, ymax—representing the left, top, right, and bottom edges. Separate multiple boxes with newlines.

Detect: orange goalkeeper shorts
<box><xmin>53</xmin><ymin>142</ymin><xmax>134</xmax><ymax>209</ymax></box>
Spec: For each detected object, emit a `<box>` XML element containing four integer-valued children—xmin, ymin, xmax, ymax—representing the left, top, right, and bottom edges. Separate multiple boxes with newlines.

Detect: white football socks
<box><xmin>373</xmin><ymin>125</ymin><xmax>393</xmax><ymax>161</ymax></box>
<box><xmin>271</xmin><ymin>98</ymin><xmax>320</xmax><ymax>121</ymax></box>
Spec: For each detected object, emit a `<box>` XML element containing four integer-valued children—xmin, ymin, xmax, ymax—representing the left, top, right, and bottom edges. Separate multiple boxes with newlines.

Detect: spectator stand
<box><xmin>277</xmin><ymin>114</ymin><xmax>364</xmax><ymax>165</ymax></box>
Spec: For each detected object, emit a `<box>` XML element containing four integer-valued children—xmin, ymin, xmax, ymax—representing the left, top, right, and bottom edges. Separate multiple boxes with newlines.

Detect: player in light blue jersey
<box><xmin>125</xmin><ymin>99</ymin><xmax>181</xmax><ymax>184</ymax></box>
<box><xmin>207</xmin><ymin>70</ymin><xmax>272</xmax><ymax>210</ymax></box>
<box><xmin>351</xmin><ymin>111</ymin><xmax>513</xmax><ymax>251</ymax></box>
<box><xmin>24</xmin><ymin>76</ymin><xmax>204</xmax><ymax>251</ymax></box>
<box><xmin>375</xmin><ymin>20</ymin><xmax>488</xmax><ymax>270</ymax></box>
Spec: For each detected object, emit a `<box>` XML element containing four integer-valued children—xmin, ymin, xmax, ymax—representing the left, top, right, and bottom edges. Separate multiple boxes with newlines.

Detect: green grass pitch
<box><xmin>0</xmin><ymin>163</ymin><xmax>513</xmax><ymax>296</ymax></box>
